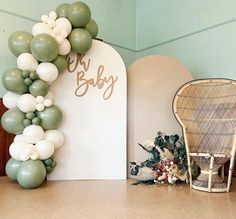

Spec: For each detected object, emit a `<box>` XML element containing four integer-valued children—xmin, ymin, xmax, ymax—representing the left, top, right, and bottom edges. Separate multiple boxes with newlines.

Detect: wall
<box><xmin>0</xmin><ymin>0</ymin><xmax>137</xmax><ymax>96</ymax></box>
<box><xmin>136</xmin><ymin>0</ymin><xmax>236</xmax><ymax>79</ymax></box>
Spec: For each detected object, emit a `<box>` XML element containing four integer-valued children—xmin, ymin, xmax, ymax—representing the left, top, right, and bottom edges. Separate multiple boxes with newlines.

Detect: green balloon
<box><xmin>85</xmin><ymin>19</ymin><xmax>98</xmax><ymax>38</ymax></box>
<box><xmin>6</xmin><ymin>158</ymin><xmax>22</xmax><ymax>181</ymax></box>
<box><xmin>23</xmin><ymin>119</ymin><xmax>31</xmax><ymax>127</ymax></box>
<box><xmin>68</xmin><ymin>1</ymin><xmax>91</xmax><ymax>27</ymax></box>
<box><xmin>52</xmin><ymin>55</ymin><xmax>67</xmax><ymax>73</ymax></box>
<box><xmin>2</xmin><ymin>68</ymin><xmax>28</xmax><ymax>94</ymax></box>
<box><xmin>29</xmin><ymin>79</ymin><xmax>49</xmax><ymax>97</ymax></box>
<box><xmin>8</xmin><ymin>31</ymin><xmax>33</xmax><ymax>57</ymax></box>
<box><xmin>30</xmin><ymin>34</ymin><xmax>58</xmax><ymax>62</ymax></box>
<box><xmin>24</xmin><ymin>78</ymin><xmax>33</xmax><ymax>86</ymax></box>
<box><xmin>21</xmin><ymin>70</ymin><xmax>30</xmax><ymax>78</ymax></box>
<box><xmin>32</xmin><ymin>117</ymin><xmax>41</xmax><ymax>125</ymax></box>
<box><xmin>29</xmin><ymin>72</ymin><xmax>38</xmax><ymax>80</ymax></box>
<box><xmin>56</xmin><ymin>3</ymin><xmax>70</xmax><ymax>18</ymax></box>
<box><xmin>1</xmin><ymin>108</ymin><xmax>25</xmax><ymax>134</ymax></box>
<box><xmin>26</xmin><ymin>112</ymin><xmax>35</xmax><ymax>120</ymax></box>
<box><xmin>36</xmin><ymin>105</ymin><xmax>62</xmax><ymax>130</ymax></box>
<box><xmin>17</xmin><ymin>160</ymin><xmax>46</xmax><ymax>189</ymax></box>
<box><xmin>68</xmin><ymin>28</ymin><xmax>92</xmax><ymax>53</ymax></box>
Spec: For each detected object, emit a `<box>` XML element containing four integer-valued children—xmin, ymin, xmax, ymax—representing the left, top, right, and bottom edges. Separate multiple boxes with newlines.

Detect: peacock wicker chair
<box><xmin>173</xmin><ymin>79</ymin><xmax>236</xmax><ymax>192</ymax></box>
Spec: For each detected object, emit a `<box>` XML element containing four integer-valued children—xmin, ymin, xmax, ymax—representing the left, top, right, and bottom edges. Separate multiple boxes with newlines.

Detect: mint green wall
<box><xmin>136</xmin><ymin>0</ymin><xmax>236</xmax><ymax>79</ymax></box>
<box><xmin>0</xmin><ymin>0</ymin><xmax>137</xmax><ymax>96</ymax></box>
<box><xmin>1</xmin><ymin>1</ymin><xmax>236</xmax><ymax>96</ymax></box>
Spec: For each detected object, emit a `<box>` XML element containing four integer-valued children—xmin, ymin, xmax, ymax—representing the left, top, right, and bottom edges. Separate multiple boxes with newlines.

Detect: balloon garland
<box><xmin>1</xmin><ymin>1</ymin><xmax>98</xmax><ymax>189</ymax></box>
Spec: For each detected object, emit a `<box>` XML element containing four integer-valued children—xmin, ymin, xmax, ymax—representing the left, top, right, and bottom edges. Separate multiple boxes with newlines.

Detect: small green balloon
<box><xmin>21</xmin><ymin>70</ymin><xmax>30</xmax><ymax>78</ymax></box>
<box><xmin>56</xmin><ymin>3</ymin><xmax>70</xmax><ymax>18</ymax></box>
<box><xmin>44</xmin><ymin>158</ymin><xmax>53</xmax><ymax>166</ymax></box>
<box><xmin>6</xmin><ymin>158</ymin><xmax>22</xmax><ymax>181</ymax></box>
<box><xmin>2</xmin><ymin>68</ymin><xmax>28</xmax><ymax>94</ymax></box>
<box><xmin>8</xmin><ymin>31</ymin><xmax>33</xmax><ymax>56</ymax></box>
<box><xmin>1</xmin><ymin>108</ymin><xmax>25</xmax><ymax>134</ymax></box>
<box><xmin>29</xmin><ymin>79</ymin><xmax>49</xmax><ymax>97</ymax></box>
<box><xmin>30</xmin><ymin>34</ymin><xmax>58</xmax><ymax>62</ymax></box>
<box><xmin>29</xmin><ymin>72</ymin><xmax>38</xmax><ymax>80</ymax></box>
<box><xmin>26</xmin><ymin>112</ymin><xmax>35</xmax><ymax>120</ymax></box>
<box><xmin>52</xmin><ymin>55</ymin><xmax>67</xmax><ymax>73</ymax></box>
<box><xmin>51</xmin><ymin>160</ymin><xmax>57</xmax><ymax>168</ymax></box>
<box><xmin>68</xmin><ymin>1</ymin><xmax>91</xmax><ymax>27</ymax></box>
<box><xmin>24</xmin><ymin>78</ymin><xmax>33</xmax><ymax>86</ymax></box>
<box><xmin>17</xmin><ymin>160</ymin><xmax>46</xmax><ymax>189</ymax></box>
<box><xmin>85</xmin><ymin>19</ymin><xmax>98</xmax><ymax>38</ymax></box>
<box><xmin>68</xmin><ymin>28</ymin><xmax>92</xmax><ymax>53</ymax></box>
<box><xmin>36</xmin><ymin>105</ymin><xmax>62</xmax><ymax>130</ymax></box>
<box><xmin>32</xmin><ymin>117</ymin><xmax>41</xmax><ymax>125</ymax></box>
<box><xmin>23</xmin><ymin>119</ymin><xmax>31</xmax><ymax>127</ymax></box>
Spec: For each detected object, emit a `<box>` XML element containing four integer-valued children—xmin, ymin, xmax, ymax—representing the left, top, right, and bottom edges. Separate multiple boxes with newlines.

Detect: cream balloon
<box><xmin>32</xmin><ymin>22</ymin><xmax>53</xmax><ymax>36</ymax></box>
<box><xmin>17</xmin><ymin>94</ymin><xmax>36</xmax><ymax>113</ymax></box>
<box><xmin>55</xmin><ymin>18</ymin><xmax>72</xmax><ymax>37</ymax></box>
<box><xmin>14</xmin><ymin>134</ymin><xmax>26</xmax><ymax>142</ymax></box>
<box><xmin>36</xmin><ymin>63</ymin><xmax>58</xmax><ymax>83</ymax></box>
<box><xmin>58</xmin><ymin>39</ymin><xmax>71</xmax><ymax>55</ymax></box>
<box><xmin>3</xmin><ymin>92</ymin><xmax>20</xmax><ymax>109</ymax></box>
<box><xmin>44</xmin><ymin>99</ymin><xmax>52</xmax><ymax>107</ymax></box>
<box><xmin>9</xmin><ymin>141</ymin><xmax>35</xmax><ymax>161</ymax></box>
<box><xmin>44</xmin><ymin>130</ymin><xmax>64</xmax><ymax>149</ymax></box>
<box><xmin>35</xmin><ymin>140</ymin><xmax>55</xmax><ymax>160</ymax></box>
<box><xmin>45</xmin><ymin>91</ymin><xmax>54</xmax><ymax>100</ymax></box>
<box><xmin>23</xmin><ymin>125</ymin><xmax>44</xmax><ymax>144</ymax></box>
<box><xmin>17</xmin><ymin>53</ymin><xmax>38</xmax><ymax>71</ymax></box>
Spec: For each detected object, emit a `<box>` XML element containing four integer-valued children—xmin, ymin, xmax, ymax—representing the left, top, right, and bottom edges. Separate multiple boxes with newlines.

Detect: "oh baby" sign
<box><xmin>49</xmin><ymin>40</ymin><xmax>127</xmax><ymax>180</ymax></box>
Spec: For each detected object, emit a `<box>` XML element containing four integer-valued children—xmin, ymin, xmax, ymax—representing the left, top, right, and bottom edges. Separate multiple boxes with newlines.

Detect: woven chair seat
<box><xmin>173</xmin><ymin>79</ymin><xmax>236</xmax><ymax>192</ymax></box>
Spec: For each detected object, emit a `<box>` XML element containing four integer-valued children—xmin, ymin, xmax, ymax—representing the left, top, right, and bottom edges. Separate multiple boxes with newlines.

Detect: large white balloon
<box><xmin>17</xmin><ymin>53</ymin><xmax>38</xmax><ymax>71</ymax></box>
<box><xmin>9</xmin><ymin>141</ymin><xmax>35</xmax><ymax>161</ymax></box>
<box><xmin>35</xmin><ymin>140</ymin><xmax>55</xmax><ymax>160</ymax></box>
<box><xmin>44</xmin><ymin>130</ymin><xmax>64</xmax><ymax>149</ymax></box>
<box><xmin>23</xmin><ymin>125</ymin><xmax>44</xmax><ymax>144</ymax></box>
<box><xmin>36</xmin><ymin>63</ymin><xmax>58</xmax><ymax>83</ymax></box>
<box><xmin>55</xmin><ymin>18</ymin><xmax>72</xmax><ymax>37</ymax></box>
<box><xmin>32</xmin><ymin>22</ymin><xmax>53</xmax><ymax>36</ymax></box>
<box><xmin>58</xmin><ymin>39</ymin><xmax>71</xmax><ymax>55</ymax></box>
<box><xmin>3</xmin><ymin>92</ymin><xmax>20</xmax><ymax>109</ymax></box>
<box><xmin>17</xmin><ymin>94</ymin><xmax>36</xmax><ymax>113</ymax></box>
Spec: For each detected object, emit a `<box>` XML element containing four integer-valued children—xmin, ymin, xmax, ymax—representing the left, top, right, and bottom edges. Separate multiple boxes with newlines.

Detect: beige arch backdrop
<box><xmin>127</xmin><ymin>55</ymin><xmax>193</xmax><ymax>177</ymax></box>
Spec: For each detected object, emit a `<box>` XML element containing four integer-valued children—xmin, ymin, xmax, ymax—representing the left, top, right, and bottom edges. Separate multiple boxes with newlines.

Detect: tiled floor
<box><xmin>0</xmin><ymin>176</ymin><xmax>236</xmax><ymax>219</ymax></box>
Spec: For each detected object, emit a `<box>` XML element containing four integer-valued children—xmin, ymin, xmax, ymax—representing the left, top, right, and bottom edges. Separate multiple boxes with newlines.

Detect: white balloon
<box><xmin>32</xmin><ymin>22</ymin><xmax>53</xmax><ymax>36</ymax></box>
<box><xmin>36</xmin><ymin>96</ymin><xmax>45</xmax><ymax>104</ymax></box>
<box><xmin>9</xmin><ymin>142</ymin><xmax>35</xmax><ymax>161</ymax></box>
<box><xmin>35</xmin><ymin>140</ymin><xmax>55</xmax><ymax>160</ymax></box>
<box><xmin>30</xmin><ymin>151</ymin><xmax>39</xmax><ymax>160</ymax></box>
<box><xmin>23</xmin><ymin>125</ymin><xmax>44</xmax><ymax>144</ymax></box>
<box><xmin>58</xmin><ymin>39</ymin><xmax>71</xmax><ymax>55</ymax></box>
<box><xmin>36</xmin><ymin>63</ymin><xmax>58</xmax><ymax>83</ymax></box>
<box><xmin>3</xmin><ymin>92</ymin><xmax>20</xmax><ymax>109</ymax></box>
<box><xmin>49</xmin><ymin>11</ymin><xmax>57</xmax><ymax>20</ymax></box>
<box><xmin>14</xmin><ymin>134</ymin><xmax>26</xmax><ymax>142</ymax></box>
<box><xmin>55</xmin><ymin>18</ymin><xmax>72</xmax><ymax>37</ymax></box>
<box><xmin>44</xmin><ymin>130</ymin><xmax>64</xmax><ymax>149</ymax></box>
<box><xmin>17</xmin><ymin>94</ymin><xmax>36</xmax><ymax>113</ymax></box>
<box><xmin>44</xmin><ymin>99</ymin><xmax>52</xmax><ymax>107</ymax></box>
<box><xmin>41</xmin><ymin>15</ymin><xmax>49</xmax><ymax>23</ymax></box>
<box><xmin>17</xmin><ymin>53</ymin><xmax>38</xmax><ymax>71</ymax></box>
<box><xmin>36</xmin><ymin>103</ymin><xmax>45</xmax><ymax>111</ymax></box>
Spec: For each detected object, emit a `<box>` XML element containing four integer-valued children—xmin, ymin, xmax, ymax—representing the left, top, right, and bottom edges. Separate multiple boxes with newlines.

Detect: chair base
<box><xmin>192</xmin><ymin>173</ymin><xmax>227</xmax><ymax>192</ymax></box>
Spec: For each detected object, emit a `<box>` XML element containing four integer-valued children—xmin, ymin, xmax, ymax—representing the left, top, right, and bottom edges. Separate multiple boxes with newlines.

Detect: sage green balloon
<box><xmin>6</xmin><ymin>158</ymin><xmax>22</xmax><ymax>181</ymax></box>
<box><xmin>52</xmin><ymin>55</ymin><xmax>67</xmax><ymax>73</ymax></box>
<box><xmin>8</xmin><ymin>31</ymin><xmax>33</xmax><ymax>57</ymax></box>
<box><xmin>30</xmin><ymin>34</ymin><xmax>58</xmax><ymax>62</ymax></box>
<box><xmin>2</xmin><ymin>68</ymin><xmax>28</xmax><ymax>94</ymax></box>
<box><xmin>1</xmin><ymin>108</ymin><xmax>25</xmax><ymax>134</ymax></box>
<box><xmin>36</xmin><ymin>105</ymin><xmax>62</xmax><ymax>130</ymax></box>
<box><xmin>68</xmin><ymin>28</ymin><xmax>92</xmax><ymax>53</ymax></box>
<box><xmin>85</xmin><ymin>19</ymin><xmax>98</xmax><ymax>38</ymax></box>
<box><xmin>29</xmin><ymin>79</ymin><xmax>49</xmax><ymax>97</ymax></box>
<box><xmin>17</xmin><ymin>160</ymin><xmax>46</xmax><ymax>189</ymax></box>
<box><xmin>56</xmin><ymin>3</ymin><xmax>70</xmax><ymax>18</ymax></box>
<box><xmin>68</xmin><ymin>1</ymin><xmax>91</xmax><ymax>27</ymax></box>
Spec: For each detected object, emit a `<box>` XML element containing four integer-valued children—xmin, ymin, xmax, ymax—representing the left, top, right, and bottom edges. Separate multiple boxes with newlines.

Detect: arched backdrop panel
<box><xmin>127</xmin><ymin>55</ymin><xmax>193</xmax><ymax>177</ymax></box>
<box><xmin>49</xmin><ymin>40</ymin><xmax>127</xmax><ymax>180</ymax></box>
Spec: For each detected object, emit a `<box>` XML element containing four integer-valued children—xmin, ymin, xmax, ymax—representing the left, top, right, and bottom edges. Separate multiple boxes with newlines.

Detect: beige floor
<box><xmin>0</xmin><ymin>177</ymin><xmax>236</xmax><ymax>219</ymax></box>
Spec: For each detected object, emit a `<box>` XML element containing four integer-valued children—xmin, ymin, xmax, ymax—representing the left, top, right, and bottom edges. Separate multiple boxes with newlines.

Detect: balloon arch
<box><xmin>1</xmin><ymin>1</ymin><xmax>98</xmax><ymax>188</ymax></box>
